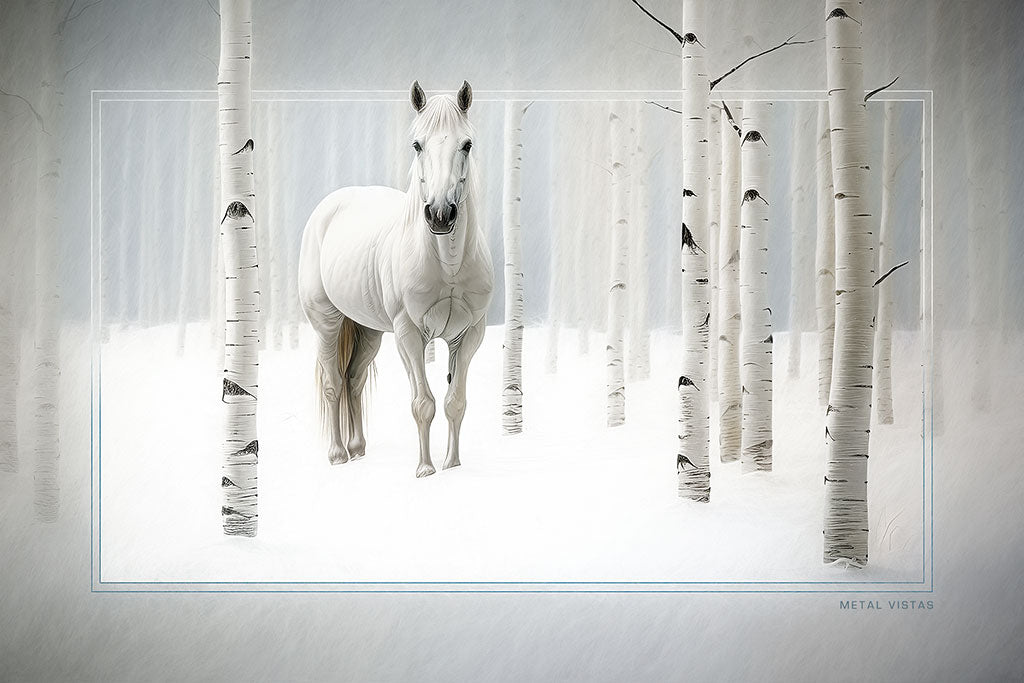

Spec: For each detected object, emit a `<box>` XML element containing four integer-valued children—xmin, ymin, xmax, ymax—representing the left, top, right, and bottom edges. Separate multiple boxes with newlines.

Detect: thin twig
<box><xmin>865</xmin><ymin>75</ymin><xmax>900</xmax><ymax>102</ymax></box>
<box><xmin>0</xmin><ymin>86</ymin><xmax>46</xmax><ymax>133</ymax></box>
<box><xmin>719</xmin><ymin>100</ymin><xmax>741</xmax><ymax>137</ymax></box>
<box><xmin>710</xmin><ymin>34</ymin><xmax>821</xmax><ymax>91</ymax></box>
<box><xmin>628</xmin><ymin>0</ymin><xmax>684</xmax><ymax>44</ymax></box>
<box><xmin>206</xmin><ymin>0</ymin><xmax>220</xmax><ymax>17</ymax></box>
<box><xmin>59</xmin><ymin>0</ymin><xmax>103</xmax><ymax>34</ymax></box>
<box><xmin>64</xmin><ymin>34</ymin><xmax>108</xmax><ymax>78</ymax></box>
<box><xmin>645</xmin><ymin>100</ymin><xmax>681</xmax><ymax>115</ymax></box>
<box><xmin>873</xmin><ymin>260</ymin><xmax>910</xmax><ymax>287</ymax></box>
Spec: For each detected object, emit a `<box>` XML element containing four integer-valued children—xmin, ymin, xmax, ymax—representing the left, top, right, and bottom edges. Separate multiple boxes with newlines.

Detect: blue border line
<box><xmin>92</xmin><ymin>91</ymin><xmax>935</xmax><ymax>594</ymax></box>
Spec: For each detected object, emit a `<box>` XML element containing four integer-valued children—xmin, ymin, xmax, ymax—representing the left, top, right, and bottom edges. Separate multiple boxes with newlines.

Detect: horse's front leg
<box><xmin>394</xmin><ymin>319</ymin><xmax>436</xmax><ymax>477</ymax></box>
<box><xmin>443</xmin><ymin>319</ymin><xmax>485</xmax><ymax>470</ymax></box>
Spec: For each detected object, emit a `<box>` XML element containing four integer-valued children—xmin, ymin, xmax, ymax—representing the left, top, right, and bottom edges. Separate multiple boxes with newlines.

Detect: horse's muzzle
<box><xmin>425</xmin><ymin>203</ymin><xmax>457</xmax><ymax>235</ymax></box>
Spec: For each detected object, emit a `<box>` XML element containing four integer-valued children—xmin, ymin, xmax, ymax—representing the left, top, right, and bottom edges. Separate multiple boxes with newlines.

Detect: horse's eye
<box><xmin>462</xmin><ymin>141</ymin><xmax>473</xmax><ymax>153</ymax></box>
<box><xmin>412</xmin><ymin>141</ymin><xmax>422</xmax><ymax>153</ymax></box>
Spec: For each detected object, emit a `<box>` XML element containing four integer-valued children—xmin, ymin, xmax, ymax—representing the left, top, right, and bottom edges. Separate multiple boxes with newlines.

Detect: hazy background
<box><xmin>1</xmin><ymin>0</ymin><xmax>1021</xmax><ymax>680</ymax></box>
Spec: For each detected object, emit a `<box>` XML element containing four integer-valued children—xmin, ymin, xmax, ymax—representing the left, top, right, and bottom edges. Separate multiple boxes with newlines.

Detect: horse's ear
<box><xmin>410</xmin><ymin>81</ymin><xmax>426</xmax><ymax>112</ymax></box>
<box><xmin>457</xmin><ymin>80</ymin><xmax>472</xmax><ymax>112</ymax></box>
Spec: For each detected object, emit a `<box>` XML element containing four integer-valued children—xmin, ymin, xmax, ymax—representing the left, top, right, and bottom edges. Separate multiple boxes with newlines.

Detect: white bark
<box><xmin>739</xmin><ymin>100</ymin><xmax>773</xmax><ymax>474</ymax></box>
<box><xmin>627</xmin><ymin>102</ymin><xmax>650</xmax><ymax>382</ymax></box>
<box><xmin>677</xmin><ymin>0</ymin><xmax>710</xmax><ymax>501</ymax></box>
<box><xmin>717</xmin><ymin>104</ymin><xmax>742</xmax><ymax>464</ymax></box>
<box><xmin>814</xmin><ymin>102</ymin><xmax>836</xmax><ymax>407</ymax></box>
<box><xmin>218</xmin><ymin>0</ymin><xmax>259</xmax><ymax>536</ymax></box>
<box><xmin>873</xmin><ymin>102</ymin><xmax>896</xmax><ymax>425</ymax></box>
<box><xmin>788</xmin><ymin>104</ymin><xmax>814</xmax><ymax>379</ymax></box>
<box><xmin>824</xmin><ymin>0</ymin><xmax>874</xmax><ymax>567</ymax></box>
<box><xmin>501</xmin><ymin>101</ymin><xmax>526</xmax><ymax>435</ymax></box>
<box><xmin>268</xmin><ymin>103</ymin><xmax>285</xmax><ymax>351</ymax></box>
<box><xmin>32</xmin><ymin>0</ymin><xmax>62</xmax><ymax>522</ymax></box>
<box><xmin>607</xmin><ymin>103</ymin><xmax>628</xmax><ymax>428</ymax></box>
<box><xmin>707</xmin><ymin>105</ymin><xmax>721</xmax><ymax>401</ymax></box>
<box><xmin>177</xmin><ymin>102</ymin><xmax>201</xmax><ymax>355</ymax></box>
<box><xmin>545</xmin><ymin>105</ymin><xmax>565</xmax><ymax>374</ymax></box>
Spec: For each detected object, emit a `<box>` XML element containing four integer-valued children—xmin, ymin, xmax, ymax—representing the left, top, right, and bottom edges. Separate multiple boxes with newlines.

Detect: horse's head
<box><xmin>409</xmin><ymin>80</ymin><xmax>474</xmax><ymax>235</ymax></box>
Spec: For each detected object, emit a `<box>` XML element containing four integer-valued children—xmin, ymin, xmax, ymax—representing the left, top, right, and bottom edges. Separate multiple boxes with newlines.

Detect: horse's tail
<box><xmin>314</xmin><ymin>317</ymin><xmax>358</xmax><ymax>443</ymax></box>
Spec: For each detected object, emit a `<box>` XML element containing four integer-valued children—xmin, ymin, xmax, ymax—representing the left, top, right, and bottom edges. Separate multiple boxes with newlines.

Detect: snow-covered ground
<box><xmin>96</xmin><ymin>323</ymin><xmax>926</xmax><ymax>585</ymax></box>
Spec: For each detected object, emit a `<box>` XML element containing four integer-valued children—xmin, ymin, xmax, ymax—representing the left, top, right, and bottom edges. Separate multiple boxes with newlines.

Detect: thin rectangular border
<box><xmin>90</xmin><ymin>89</ymin><xmax>934</xmax><ymax>593</ymax></box>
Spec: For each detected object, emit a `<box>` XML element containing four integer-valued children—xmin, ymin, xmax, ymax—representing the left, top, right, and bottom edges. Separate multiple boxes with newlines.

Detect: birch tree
<box><xmin>739</xmin><ymin>100</ymin><xmax>773</xmax><ymax>474</ymax></box>
<box><xmin>627</xmin><ymin>102</ymin><xmax>651</xmax><ymax>382</ymax></box>
<box><xmin>707</xmin><ymin>105</ymin><xmax>721</xmax><ymax>401</ymax></box>
<box><xmin>267</xmin><ymin>102</ymin><xmax>285</xmax><ymax>351</ymax></box>
<box><xmin>606</xmin><ymin>102</ymin><xmax>628</xmax><ymax>428</ymax></box>
<box><xmin>177</xmin><ymin>102</ymin><xmax>202</xmax><ymax>354</ymax></box>
<box><xmin>872</xmin><ymin>102</ymin><xmax>896</xmax><ymax>424</ymax></box>
<box><xmin>545</xmin><ymin>105</ymin><xmax>566</xmax><ymax>375</ymax></box>
<box><xmin>787</xmin><ymin>103</ymin><xmax>814</xmax><ymax>379</ymax></box>
<box><xmin>717</xmin><ymin>102</ymin><xmax>742</xmax><ymax>463</ymax></box>
<box><xmin>814</xmin><ymin>101</ymin><xmax>836</xmax><ymax>407</ymax></box>
<box><xmin>677</xmin><ymin>0</ymin><xmax>710</xmax><ymax>500</ymax></box>
<box><xmin>218</xmin><ymin>0</ymin><xmax>259</xmax><ymax>536</ymax></box>
<box><xmin>32</xmin><ymin>0</ymin><xmax>64</xmax><ymax>522</ymax></box>
<box><xmin>823</xmin><ymin>0</ymin><xmax>874</xmax><ymax>567</ymax></box>
<box><xmin>502</xmin><ymin>100</ymin><xmax>527</xmax><ymax>435</ymax></box>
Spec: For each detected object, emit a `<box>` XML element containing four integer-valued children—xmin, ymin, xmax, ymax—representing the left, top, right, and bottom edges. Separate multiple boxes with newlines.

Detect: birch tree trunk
<box><xmin>32</xmin><ymin>0</ymin><xmax>63</xmax><ymax>522</ymax></box>
<box><xmin>501</xmin><ymin>101</ymin><xmax>526</xmax><ymax>435</ymax></box>
<box><xmin>177</xmin><ymin>102</ymin><xmax>201</xmax><ymax>355</ymax></box>
<box><xmin>545</xmin><ymin>105</ymin><xmax>565</xmax><ymax>374</ymax></box>
<box><xmin>628</xmin><ymin>102</ymin><xmax>650</xmax><ymax>382</ymax></box>
<box><xmin>606</xmin><ymin>103</ymin><xmax>628</xmax><ymax>427</ymax></box>
<box><xmin>268</xmin><ymin>103</ymin><xmax>285</xmax><ymax>351</ymax></box>
<box><xmin>872</xmin><ymin>102</ymin><xmax>896</xmax><ymax>425</ymax></box>
<box><xmin>814</xmin><ymin>101</ymin><xmax>836</xmax><ymax>407</ymax></box>
<box><xmin>788</xmin><ymin>104</ymin><xmax>813</xmax><ymax>379</ymax></box>
<box><xmin>706</xmin><ymin>105</ymin><xmax>721</xmax><ymax>403</ymax></box>
<box><xmin>677</xmin><ymin>0</ymin><xmax>710</xmax><ymax>500</ymax></box>
<box><xmin>218</xmin><ymin>0</ymin><xmax>259</xmax><ymax>536</ymax></box>
<box><xmin>717</xmin><ymin>104</ymin><xmax>742</xmax><ymax>463</ymax></box>
<box><xmin>823</xmin><ymin>0</ymin><xmax>874</xmax><ymax>567</ymax></box>
<box><xmin>739</xmin><ymin>100</ymin><xmax>773</xmax><ymax>474</ymax></box>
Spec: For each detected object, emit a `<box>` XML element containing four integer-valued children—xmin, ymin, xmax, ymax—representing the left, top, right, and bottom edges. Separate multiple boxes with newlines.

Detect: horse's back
<box><xmin>299</xmin><ymin>186</ymin><xmax>405</xmax><ymax>333</ymax></box>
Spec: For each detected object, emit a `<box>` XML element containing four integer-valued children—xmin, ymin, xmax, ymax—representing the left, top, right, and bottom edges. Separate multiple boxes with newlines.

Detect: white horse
<box><xmin>298</xmin><ymin>81</ymin><xmax>493</xmax><ymax>477</ymax></box>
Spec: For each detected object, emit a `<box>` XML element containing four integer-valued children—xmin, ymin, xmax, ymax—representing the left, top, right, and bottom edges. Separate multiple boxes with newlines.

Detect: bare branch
<box><xmin>864</xmin><ymin>76</ymin><xmax>900</xmax><ymax>102</ymax></box>
<box><xmin>206</xmin><ymin>0</ymin><xmax>220</xmax><ymax>18</ymax></box>
<box><xmin>710</xmin><ymin>34</ymin><xmax>821</xmax><ymax>91</ymax></box>
<box><xmin>64</xmin><ymin>33</ymin><xmax>108</xmax><ymax>78</ymax></box>
<box><xmin>628</xmin><ymin>0</ymin><xmax>684</xmax><ymax>45</ymax></box>
<box><xmin>873</xmin><ymin>260</ymin><xmax>910</xmax><ymax>287</ymax></box>
<box><xmin>645</xmin><ymin>100</ymin><xmax>681</xmax><ymax>115</ymax></box>
<box><xmin>628</xmin><ymin>39</ymin><xmax>681</xmax><ymax>58</ymax></box>
<box><xmin>719</xmin><ymin>100</ymin><xmax>742</xmax><ymax>137</ymax></box>
<box><xmin>0</xmin><ymin>86</ymin><xmax>46</xmax><ymax>134</ymax></box>
<box><xmin>59</xmin><ymin>0</ymin><xmax>103</xmax><ymax>34</ymax></box>
<box><xmin>522</xmin><ymin>100</ymin><xmax>535</xmax><ymax>114</ymax></box>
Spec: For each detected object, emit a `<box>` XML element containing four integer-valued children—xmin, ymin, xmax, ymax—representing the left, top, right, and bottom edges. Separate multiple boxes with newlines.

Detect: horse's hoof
<box><xmin>349</xmin><ymin>450</ymin><xmax>365</xmax><ymax>461</ymax></box>
<box><xmin>416</xmin><ymin>463</ymin><xmax>436</xmax><ymax>478</ymax></box>
<box><xmin>442</xmin><ymin>458</ymin><xmax>461</xmax><ymax>470</ymax></box>
<box><xmin>328</xmin><ymin>446</ymin><xmax>350</xmax><ymax>465</ymax></box>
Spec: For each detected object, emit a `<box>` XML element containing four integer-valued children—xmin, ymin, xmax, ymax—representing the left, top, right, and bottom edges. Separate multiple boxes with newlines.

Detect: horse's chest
<box><xmin>420</xmin><ymin>290</ymin><xmax>475</xmax><ymax>343</ymax></box>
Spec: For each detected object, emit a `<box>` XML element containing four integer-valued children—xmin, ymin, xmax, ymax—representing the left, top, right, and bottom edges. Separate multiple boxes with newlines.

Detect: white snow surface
<box><xmin>97</xmin><ymin>324</ymin><xmax>925</xmax><ymax>584</ymax></box>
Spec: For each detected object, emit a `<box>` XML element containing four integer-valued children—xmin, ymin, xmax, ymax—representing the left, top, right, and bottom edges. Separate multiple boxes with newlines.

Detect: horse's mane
<box><xmin>401</xmin><ymin>94</ymin><xmax>481</xmax><ymax>231</ymax></box>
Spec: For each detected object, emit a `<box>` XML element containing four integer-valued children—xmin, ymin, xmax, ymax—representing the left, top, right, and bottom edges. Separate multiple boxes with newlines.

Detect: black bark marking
<box><xmin>222</xmin><ymin>506</ymin><xmax>253</xmax><ymax>519</ymax></box>
<box><xmin>221</xmin><ymin>201</ymin><xmax>253</xmax><ymax>224</ymax></box>
<box><xmin>873</xmin><ymin>260</ymin><xmax>910</xmax><ymax>287</ymax></box>
<box><xmin>230</xmin><ymin>440</ymin><xmax>259</xmax><ymax>460</ymax></box>
<box><xmin>222</xmin><ymin>378</ymin><xmax>256</xmax><ymax>401</ymax></box>
<box><xmin>742</xmin><ymin>189</ymin><xmax>769</xmax><ymax>205</ymax></box>
<box><xmin>762</xmin><ymin>334</ymin><xmax>773</xmax><ymax>344</ymax></box>
<box><xmin>681</xmin><ymin>223</ymin><xmax>705</xmax><ymax>254</ymax></box>
<box><xmin>447</xmin><ymin>373</ymin><xmax>452</xmax><ymax>384</ymax></box>
<box><xmin>834</xmin><ymin>192</ymin><xmax>848</xmax><ymax>200</ymax></box>
<box><xmin>678</xmin><ymin>375</ymin><xmax>699</xmax><ymax>390</ymax></box>
<box><xmin>724</xmin><ymin>250</ymin><xmax>740</xmax><ymax>267</ymax></box>
<box><xmin>700</xmin><ymin>313</ymin><xmax>710</xmax><ymax>327</ymax></box>
<box><xmin>221</xmin><ymin>476</ymin><xmax>235</xmax><ymax>487</ymax></box>
<box><xmin>677</xmin><ymin>454</ymin><xmax>696</xmax><ymax>470</ymax></box>
<box><xmin>742</xmin><ymin>129</ymin><xmax>766</xmax><ymax>147</ymax></box>
<box><xmin>742</xmin><ymin>385</ymin><xmax>750</xmax><ymax>394</ymax></box>
<box><xmin>696</xmin><ymin>278</ymin><xmax>709</xmax><ymax>285</ymax></box>
<box><xmin>683</xmin><ymin>188</ymin><xmax>697</xmax><ymax>198</ymax></box>
<box><xmin>825</xmin><ymin>425</ymin><xmax>835</xmax><ymax>441</ymax></box>
<box><xmin>231</xmin><ymin>139</ymin><xmax>254</xmax><ymax>155</ymax></box>
<box><xmin>827</xmin><ymin>7</ymin><xmax>861</xmax><ymax>24</ymax></box>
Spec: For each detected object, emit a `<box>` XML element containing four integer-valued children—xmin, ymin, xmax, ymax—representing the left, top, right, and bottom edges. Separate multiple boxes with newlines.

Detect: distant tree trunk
<box><xmin>501</xmin><ymin>100</ymin><xmax>526</xmax><ymax>435</ymax></box>
<box><xmin>177</xmin><ymin>102</ymin><xmax>202</xmax><ymax>355</ymax></box>
<box><xmin>606</xmin><ymin>103</ymin><xmax>628</xmax><ymax>428</ymax></box>
<box><xmin>706</xmin><ymin>105</ymin><xmax>721</xmax><ymax>402</ymax></box>
<box><xmin>873</xmin><ymin>102</ymin><xmax>896</xmax><ymax>425</ymax></box>
<box><xmin>253</xmin><ymin>104</ymin><xmax>270</xmax><ymax>352</ymax></box>
<box><xmin>823</xmin><ymin>0</ymin><xmax>874</xmax><ymax>567</ymax></box>
<box><xmin>0</xmin><ymin>286</ymin><xmax>17</xmax><ymax>473</ymax></box>
<box><xmin>717</xmin><ymin>103</ymin><xmax>742</xmax><ymax>463</ymax></box>
<box><xmin>628</xmin><ymin>102</ymin><xmax>650</xmax><ymax>382</ymax></box>
<box><xmin>267</xmin><ymin>103</ymin><xmax>285</xmax><ymax>351</ymax></box>
<box><xmin>677</xmin><ymin>0</ymin><xmax>710</xmax><ymax>500</ymax></box>
<box><xmin>218</xmin><ymin>0</ymin><xmax>259</xmax><ymax>536</ymax></box>
<box><xmin>788</xmin><ymin>103</ymin><xmax>813</xmax><ymax>379</ymax></box>
<box><xmin>545</xmin><ymin>105</ymin><xmax>565</xmax><ymax>374</ymax></box>
<box><xmin>739</xmin><ymin>100</ymin><xmax>773</xmax><ymax>474</ymax></box>
<box><xmin>138</xmin><ymin>112</ymin><xmax>156</xmax><ymax>328</ymax></box>
<box><xmin>814</xmin><ymin>101</ymin><xmax>836</xmax><ymax>407</ymax></box>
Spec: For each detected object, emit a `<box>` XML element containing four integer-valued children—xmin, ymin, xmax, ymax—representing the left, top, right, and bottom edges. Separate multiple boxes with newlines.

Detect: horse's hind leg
<box><xmin>344</xmin><ymin>325</ymin><xmax>383</xmax><ymax>460</ymax></box>
<box><xmin>301</xmin><ymin>295</ymin><xmax>349</xmax><ymax>465</ymax></box>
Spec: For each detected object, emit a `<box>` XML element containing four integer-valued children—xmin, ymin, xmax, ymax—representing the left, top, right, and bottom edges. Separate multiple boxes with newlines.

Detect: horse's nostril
<box><xmin>447</xmin><ymin>204</ymin><xmax>458</xmax><ymax>225</ymax></box>
<box><xmin>423</xmin><ymin>204</ymin><xmax>432</xmax><ymax>223</ymax></box>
